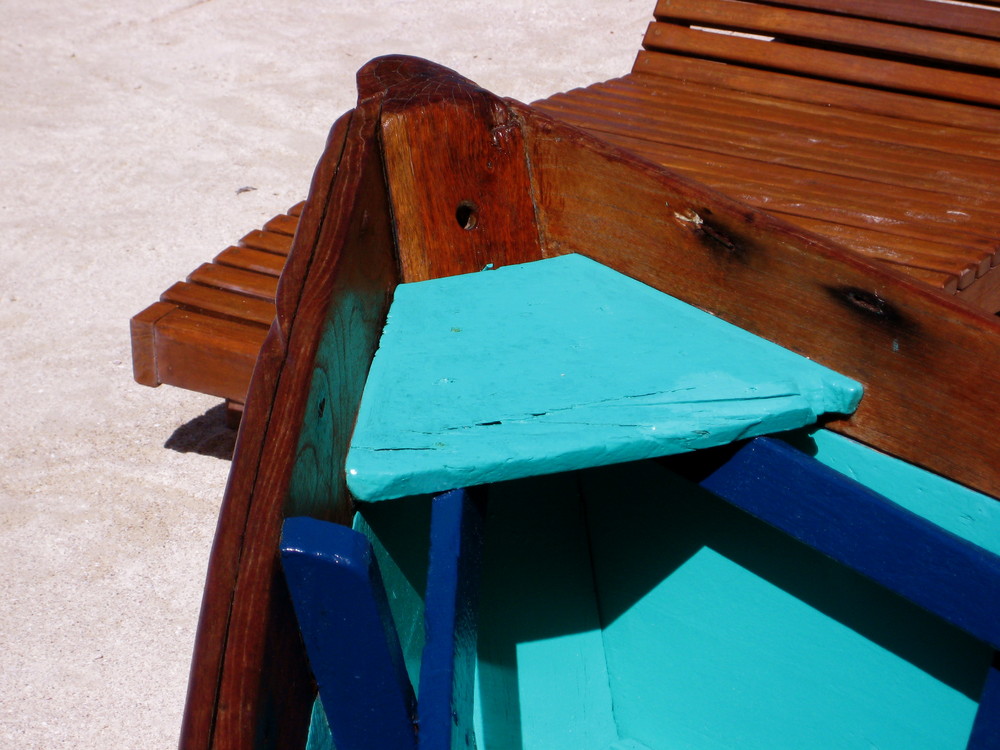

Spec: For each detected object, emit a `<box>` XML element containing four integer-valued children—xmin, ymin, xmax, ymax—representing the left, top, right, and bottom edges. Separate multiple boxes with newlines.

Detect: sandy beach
<box><xmin>0</xmin><ymin>1</ymin><xmax>648</xmax><ymax>746</ymax></box>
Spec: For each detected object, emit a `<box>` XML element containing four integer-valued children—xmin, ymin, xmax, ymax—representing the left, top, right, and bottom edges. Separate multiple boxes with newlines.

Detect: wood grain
<box><xmin>179</xmin><ymin>107</ymin><xmax>360</xmax><ymax>750</ymax></box>
<box><xmin>745</xmin><ymin>0</ymin><xmax>1000</xmax><ymax>39</ymax></box>
<box><xmin>632</xmin><ymin>51</ymin><xmax>1000</xmax><ymax>132</ymax></box>
<box><xmin>517</xmin><ymin>103</ymin><xmax>1000</xmax><ymax>499</ymax></box>
<box><xmin>643</xmin><ymin>22</ymin><xmax>1000</xmax><ymax>107</ymax></box>
<box><xmin>654</xmin><ymin>0</ymin><xmax>1000</xmax><ymax>70</ymax></box>
<box><xmin>181</xmin><ymin>56</ymin><xmax>547</xmax><ymax>749</ymax></box>
<box><xmin>367</xmin><ymin>56</ymin><xmax>543</xmax><ymax>281</ymax></box>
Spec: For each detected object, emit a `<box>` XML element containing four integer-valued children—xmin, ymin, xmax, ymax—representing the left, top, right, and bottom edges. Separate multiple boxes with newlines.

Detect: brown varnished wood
<box><xmin>654</xmin><ymin>0</ymin><xmax>1000</xmax><ymax>70</ymax></box>
<box><xmin>129</xmin><ymin>300</ymin><xmax>176</xmax><ymax>387</ymax></box>
<box><xmin>179</xmin><ymin>108</ymin><xmax>356</xmax><ymax>750</ymax></box>
<box><xmin>632</xmin><ymin>52</ymin><xmax>1000</xmax><ymax>131</ymax></box>
<box><xmin>152</xmin><ymin>309</ymin><xmax>268</xmax><ymax>403</ymax></box>
<box><xmin>130</xmin><ymin>204</ymin><xmax>303</xmax><ymax>407</ymax></box>
<box><xmin>160</xmin><ymin>282</ymin><xmax>276</xmax><ymax>327</ymax></box>
<box><xmin>187</xmin><ymin>263</ymin><xmax>280</xmax><ymax>301</ymax></box>
<box><xmin>517</xmin><ymin>103</ymin><xmax>1000</xmax><ymax>499</ymax></box>
<box><xmin>552</xmin><ymin>79</ymin><xmax>1000</xmax><ymax>187</ymax></box>
<box><xmin>132</xmin><ymin>3</ymin><xmax>1000</xmax><ymax>410</ymax></box>
<box><xmin>535</xmin><ymin>103</ymin><xmax>1000</xmax><ymax>251</ymax></box>
<box><xmin>366</xmin><ymin>56</ymin><xmax>544</xmax><ymax>281</ymax></box>
<box><xmin>214</xmin><ymin>246</ymin><xmax>287</xmax><ymax>276</ymax></box>
<box><xmin>181</xmin><ymin>57</ymin><xmax>545</xmax><ymax>749</ymax></box>
<box><xmin>642</xmin><ymin>22</ymin><xmax>1000</xmax><ymax>107</ymax></box>
<box><xmin>238</xmin><ymin>229</ymin><xmax>294</xmax><ymax>255</ymax></box>
<box><xmin>541</xmin><ymin>102</ymin><xmax>1000</xmax><ymax>288</ymax></box>
<box><xmin>262</xmin><ymin>213</ymin><xmax>299</xmax><ymax>237</ymax></box>
<box><xmin>599</xmin><ymin>75</ymin><xmax>1000</xmax><ymax>160</ymax></box>
<box><xmin>757</xmin><ymin>0</ymin><xmax>1000</xmax><ymax>39</ymax></box>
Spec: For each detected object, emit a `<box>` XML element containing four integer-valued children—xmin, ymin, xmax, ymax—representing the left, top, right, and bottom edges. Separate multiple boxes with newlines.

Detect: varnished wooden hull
<box><xmin>180</xmin><ymin>56</ymin><xmax>1000</xmax><ymax>749</ymax></box>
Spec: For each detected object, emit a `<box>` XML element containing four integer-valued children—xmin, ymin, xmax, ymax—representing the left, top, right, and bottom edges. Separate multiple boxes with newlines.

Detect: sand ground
<box><xmin>0</xmin><ymin>1</ymin><xmax>649</xmax><ymax>747</ymax></box>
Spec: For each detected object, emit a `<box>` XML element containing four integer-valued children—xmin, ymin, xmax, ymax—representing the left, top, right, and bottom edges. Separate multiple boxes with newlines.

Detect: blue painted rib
<box><xmin>417</xmin><ymin>489</ymin><xmax>486</xmax><ymax>750</ymax></box>
<box><xmin>280</xmin><ymin>517</ymin><xmax>417</xmax><ymax>750</ymax></box>
<box><xmin>969</xmin><ymin>656</ymin><xmax>1000</xmax><ymax>749</ymax></box>
<box><xmin>697</xmin><ymin>437</ymin><xmax>1000</xmax><ymax>651</ymax></box>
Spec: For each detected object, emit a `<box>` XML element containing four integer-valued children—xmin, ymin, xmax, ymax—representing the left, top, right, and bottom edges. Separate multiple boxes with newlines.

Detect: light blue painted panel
<box><xmin>473</xmin><ymin>474</ymin><xmax>618</xmax><ymax>750</ymax></box>
<box><xmin>347</xmin><ymin>476</ymin><xmax>617</xmax><ymax>750</ymax></box>
<box><xmin>346</xmin><ymin>254</ymin><xmax>861</xmax><ymax>502</ymax></box>
<box><xmin>583</xmin><ymin>460</ymin><xmax>988</xmax><ymax>750</ymax></box>
<box><xmin>792</xmin><ymin>429</ymin><xmax>1000</xmax><ymax>555</ymax></box>
<box><xmin>305</xmin><ymin>696</ymin><xmax>335</xmax><ymax>750</ymax></box>
<box><xmin>353</xmin><ymin>498</ymin><xmax>432</xmax><ymax>690</ymax></box>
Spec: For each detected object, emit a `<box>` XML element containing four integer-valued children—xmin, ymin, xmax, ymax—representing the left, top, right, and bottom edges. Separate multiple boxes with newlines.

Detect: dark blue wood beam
<box><xmin>698</xmin><ymin>437</ymin><xmax>1000</xmax><ymax>652</ymax></box>
<box><xmin>417</xmin><ymin>488</ymin><xmax>487</xmax><ymax>750</ymax></box>
<box><xmin>280</xmin><ymin>517</ymin><xmax>417</xmax><ymax>750</ymax></box>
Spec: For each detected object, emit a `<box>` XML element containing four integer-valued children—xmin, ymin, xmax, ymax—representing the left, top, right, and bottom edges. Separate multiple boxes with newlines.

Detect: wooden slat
<box><xmin>547</xmin><ymin>88</ymin><xmax>1000</xmax><ymax>197</ymax></box>
<box><xmin>643</xmin><ymin>22</ymin><xmax>1000</xmax><ymax>106</ymax></box>
<box><xmin>160</xmin><ymin>282</ymin><xmax>276</xmax><ymax>327</ymax></box>
<box><xmin>535</xmin><ymin>104</ymin><xmax>994</xmax><ymax>286</ymax></box>
<box><xmin>634</xmin><ymin>55</ymin><xmax>1000</xmax><ymax>136</ymax></box>
<box><xmin>263</xmin><ymin>213</ymin><xmax>298</xmax><ymax>236</ymax></box>
<box><xmin>186</xmin><ymin>263</ymin><xmax>279</xmax><ymax>301</ymax></box>
<box><xmin>541</xmin><ymin>90</ymin><xmax>1000</xmax><ymax>213</ymax></box>
<box><xmin>654</xmin><ymin>0</ymin><xmax>1000</xmax><ymax>70</ymax></box>
<box><xmin>758</xmin><ymin>0</ymin><xmax>1000</xmax><ymax>39</ymax></box>
<box><xmin>587</xmin><ymin>77</ymin><xmax>1000</xmax><ymax>171</ymax></box>
<box><xmin>150</xmin><ymin>308</ymin><xmax>268</xmax><ymax>403</ymax></box>
<box><xmin>129</xmin><ymin>300</ymin><xmax>177</xmax><ymax>387</ymax></box>
<box><xmin>238</xmin><ymin>229</ymin><xmax>293</xmax><ymax>255</ymax></box>
<box><xmin>519</xmin><ymin>103</ymin><xmax>1000</xmax><ymax>499</ymax></box>
<box><xmin>957</xmin><ymin>265</ymin><xmax>1000</xmax><ymax>311</ymax></box>
<box><xmin>213</xmin><ymin>245</ymin><xmax>286</xmax><ymax>276</ymax></box>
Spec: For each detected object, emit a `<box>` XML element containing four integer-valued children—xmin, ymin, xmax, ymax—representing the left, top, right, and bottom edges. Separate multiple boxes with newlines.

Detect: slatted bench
<box><xmin>130</xmin><ymin>203</ymin><xmax>303</xmax><ymax>426</ymax></box>
<box><xmin>131</xmin><ymin>0</ymin><xmax>1000</xmax><ymax>419</ymax></box>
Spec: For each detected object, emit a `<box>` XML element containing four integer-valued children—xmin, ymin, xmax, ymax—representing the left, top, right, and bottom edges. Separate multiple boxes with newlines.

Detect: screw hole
<box><xmin>456</xmin><ymin>202</ymin><xmax>478</xmax><ymax>230</ymax></box>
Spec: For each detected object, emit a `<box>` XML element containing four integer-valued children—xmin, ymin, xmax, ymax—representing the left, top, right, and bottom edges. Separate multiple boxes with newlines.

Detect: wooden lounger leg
<box><xmin>224</xmin><ymin>399</ymin><xmax>244</xmax><ymax>429</ymax></box>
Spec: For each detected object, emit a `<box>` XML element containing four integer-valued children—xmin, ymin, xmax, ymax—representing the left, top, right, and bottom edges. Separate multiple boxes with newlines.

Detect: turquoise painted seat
<box><xmin>281</xmin><ymin>256</ymin><xmax>1000</xmax><ymax>750</ymax></box>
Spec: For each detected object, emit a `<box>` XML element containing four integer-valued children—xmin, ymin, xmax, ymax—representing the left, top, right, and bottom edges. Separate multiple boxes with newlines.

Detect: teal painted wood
<box><xmin>304</xmin><ymin>697</ymin><xmax>334</xmax><ymax>750</ymax></box>
<box><xmin>346</xmin><ymin>254</ymin><xmax>861</xmax><ymax>502</ymax></box>
<box><xmin>303</xmin><ymin>476</ymin><xmax>618</xmax><ymax>750</ymax></box>
<box><xmin>583</xmin><ymin>458</ymin><xmax>988</xmax><ymax>750</ymax></box>
<box><xmin>304</xmin><ymin>437</ymin><xmax>993</xmax><ymax>749</ymax></box>
<box><xmin>353</xmin><ymin>498</ymin><xmax>433</xmax><ymax>689</ymax></box>
<box><xmin>789</xmin><ymin>429</ymin><xmax>1000</xmax><ymax>556</ymax></box>
<box><xmin>698</xmin><ymin>437</ymin><xmax>1000</xmax><ymax>650</ymax></box>
<box><xmin>472</xmin><ymin>474</ymin><xmax>618</xmax><ymax>750</ymax></box>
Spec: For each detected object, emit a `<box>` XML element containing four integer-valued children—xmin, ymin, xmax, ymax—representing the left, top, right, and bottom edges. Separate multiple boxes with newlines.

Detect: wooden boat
<box><xmin>179</xmin><ymin>56</ymin><xmax>1000</xmax><ymax>750</ymax></box>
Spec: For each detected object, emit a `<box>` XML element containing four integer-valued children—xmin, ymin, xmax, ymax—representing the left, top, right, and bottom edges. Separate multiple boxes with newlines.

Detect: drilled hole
<box><xmin>456</xmin><ymin>202</ymin><xmax>478</xmax><ymax>230</ymax></box>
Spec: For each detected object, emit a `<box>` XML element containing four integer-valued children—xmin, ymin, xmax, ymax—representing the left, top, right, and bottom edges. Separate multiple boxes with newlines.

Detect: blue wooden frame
<box><xmin>283</xmin><ymin>436</ymin><xmax>1000</xmax><ymax>749</ymax></box>
<box><xmin>280</xmin><ymin>517</ymin><xmax>417</xmax><ymax>750</ymax></box>
<box><xmin>281</xmin><ymin>488</ymin><xmax>486</xmax><ymax>750</ymax></box>
<box><xmin>696</xmin><ymin>437</ymin><xmax>1000</xmax><ymax>749</ymax></box>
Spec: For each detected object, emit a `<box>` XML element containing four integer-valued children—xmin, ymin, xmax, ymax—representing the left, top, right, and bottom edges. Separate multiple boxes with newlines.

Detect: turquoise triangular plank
<box><xmin>346</xmin><ymin>254</ymin><xmax>861</xmax><ymax>501</ymax></box>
